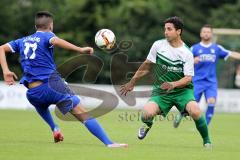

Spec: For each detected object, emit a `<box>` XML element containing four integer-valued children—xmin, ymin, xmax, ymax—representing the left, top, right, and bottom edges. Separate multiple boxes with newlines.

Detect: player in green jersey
<box><xmin>120</xmin><ymin>16</ymin><xmax>211</xmax><ymax>148</ymax></box>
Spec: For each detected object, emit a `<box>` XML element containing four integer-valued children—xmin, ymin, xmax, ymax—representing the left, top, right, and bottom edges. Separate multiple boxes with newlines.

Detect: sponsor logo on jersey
<box><xmin>199</xmin><ymin>54</ymin><xmax>216</xmax><ymax>62</ymax></box>
<box><xmin>162</xmin><ymin>64</ymin><xmax>183</xmax><ymax>73</ymax></box>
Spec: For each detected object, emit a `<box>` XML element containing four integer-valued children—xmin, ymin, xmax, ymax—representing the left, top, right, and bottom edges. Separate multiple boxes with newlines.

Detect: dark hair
<box><xmin>35</xmin><ymin>11</ymin><xmax>53</xmax><ymax>29</ymax></box>
<box><xmin>201</xmin><ymin>24</ymin><xmax>213</xmax><ymax>30</ymax></box>
<box><xmin>164</xmin><ymin>16</ymin><xmax>184</xmax><ymax>34</ymax></box>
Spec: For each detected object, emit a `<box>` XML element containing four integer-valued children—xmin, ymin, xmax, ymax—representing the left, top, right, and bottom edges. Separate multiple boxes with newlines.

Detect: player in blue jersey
<box><xmin>174</xmin><ymin>24</ymin><xmax>240</xmax><ymax>127</ymax></box>
<box><xmin>0</xmin><ymin>11</ymin><xmax>127</xmax><ymax>148</ymax></box>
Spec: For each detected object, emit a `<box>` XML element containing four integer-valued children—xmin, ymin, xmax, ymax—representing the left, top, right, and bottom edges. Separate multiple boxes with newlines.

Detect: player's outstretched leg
<box><xmin>186</xmin><ymin>101</ymin><xmax>211</xmax><ymax>148</ymax></box>
<box><xmin>34</xmin><ymin>106</ymin><xmax>64</xmax><ymax>143</ymax></box>
<box><xmin>138</xmin><ymin>102</ymin><xmax>159</xmax><ymax>140</ymax></box>
<box><xmin>70</xmin><ymin>104</ymin><xmax>128</xmax><ymax>148</ymax></box>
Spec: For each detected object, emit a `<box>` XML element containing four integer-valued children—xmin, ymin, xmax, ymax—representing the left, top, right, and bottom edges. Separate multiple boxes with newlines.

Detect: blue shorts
<box><xmin>26</xmin><ymin>75</ymin><xmax>80</xmax><ymax>115</ymax></box>
<box><xmin>193</xmin><ymin>80</ymin><xmax>217</xmax><ymax>102</ymax></box>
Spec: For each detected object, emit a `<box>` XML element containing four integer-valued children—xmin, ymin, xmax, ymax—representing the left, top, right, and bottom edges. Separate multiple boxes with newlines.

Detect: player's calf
<box><xmin>186</xmin><ymin>101</ymin><xmax>211</xmax><ymax>146</ymax></box>
<box><xmin>205</xmin><ymin>102</ymin><xmax>215</xmax><ymax>125</ymax></box>
<box><xmin>138</xmin><ymin>113</ymin><xmax>153</xmax><ymax>139</ymax></box>
<box><xmin>138</xmin><ymin>102</ymin><xmax>159</xmax><ymax>140</ymax></box>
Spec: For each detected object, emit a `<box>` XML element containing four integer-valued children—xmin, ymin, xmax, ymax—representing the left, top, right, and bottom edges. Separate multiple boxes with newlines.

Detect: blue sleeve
<box><xmin>217</xmin><ymin>45</ymin><xmax>230</xmax><ymax>59</ymax></box>
<box><xmin>7</xmin><ymin>39</ymin><xmax>21</xmax><ymax>53</ymax></box>
<box><xmin>45</xmin><ymin>32</ymin><xmax>56</xmax><ymax>47</ymax></box>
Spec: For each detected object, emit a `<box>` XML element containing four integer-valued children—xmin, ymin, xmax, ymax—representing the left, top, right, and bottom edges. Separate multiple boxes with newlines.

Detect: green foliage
<box><xmin>210</xmin><ymin>0</ymin><xmax>240</xmax><ymax>28</ymax></box>
<box><xmin>0</xmin><ymin>0</ymin><xmax>239</xmax><ymax>84</ymax></box>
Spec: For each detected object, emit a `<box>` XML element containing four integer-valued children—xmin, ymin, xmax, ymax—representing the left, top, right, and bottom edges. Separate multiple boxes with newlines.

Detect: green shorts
<box><xmin>149</xmin><ymin>89</ymin><xmax>195</xmax><ymax>117</ymax></box>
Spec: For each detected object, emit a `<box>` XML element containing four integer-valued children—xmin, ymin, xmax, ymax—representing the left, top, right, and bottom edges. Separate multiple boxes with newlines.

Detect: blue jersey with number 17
<box><xmin>7</xmin><ymin>31</ymin><xmax>57</xmax><ymax>85</ymax></box>
<box><xmin>191</xmin><ymin>42</ymin><xmax>231</xmax><ymax>83</ymax></box>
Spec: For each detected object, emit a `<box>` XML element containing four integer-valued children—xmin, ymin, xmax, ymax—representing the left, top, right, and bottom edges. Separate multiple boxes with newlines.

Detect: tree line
<box><xmin>0</xmin><ymin>0</ymin><xmax>239</xmax><ymax>86</ymax></box>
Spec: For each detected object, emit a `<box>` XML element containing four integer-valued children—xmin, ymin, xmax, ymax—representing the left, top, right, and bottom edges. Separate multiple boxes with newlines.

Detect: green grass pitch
<box><xmin>0</xmin><ymin>109</ymin><xmax>240</xmax><ymax>160</ymax></box>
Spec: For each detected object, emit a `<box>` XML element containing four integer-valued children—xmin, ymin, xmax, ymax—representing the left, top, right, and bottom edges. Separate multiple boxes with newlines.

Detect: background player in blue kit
<box><xmin>0</xmin><ymin>11</ymin><xmax>127</xmax><ymax>148</ymax></box>
<box><xmin>174</xmin><ymin>24</ymin><xmax>240</xmax><ymax>127</ymax></box>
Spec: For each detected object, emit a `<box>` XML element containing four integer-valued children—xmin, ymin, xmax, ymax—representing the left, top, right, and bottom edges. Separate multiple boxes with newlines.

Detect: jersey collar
<box><xmin>200</xmin><ymin>42</ymin><xmax>212</xmax><ymax>48</ymax></box>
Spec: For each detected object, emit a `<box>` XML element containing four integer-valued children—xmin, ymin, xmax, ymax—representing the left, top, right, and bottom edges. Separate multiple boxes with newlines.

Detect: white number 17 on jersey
<box><xmin>24</xmin><ymin>42</ymin><xmax>37</xmax><ymax>59</ymax></box>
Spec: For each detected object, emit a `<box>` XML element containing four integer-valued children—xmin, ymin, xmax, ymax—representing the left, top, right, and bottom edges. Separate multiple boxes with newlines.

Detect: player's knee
<box><xmin>142</xmin><ymin>109</ymin><xmax>153</xmax><ymax>119</ymax></box>
<box><xmin>143</xmin><ymin>102</ymin><xmax>159</xmax><ymax>117</ymax></box>
<box><xmin>191</xmin><ymin>109</ymin><xmax>201</xmax><ymax>120</ymax></box>
<box><xmin>207</xmin><ymin>97</ymin><xmax>216</xmax><ymax>105</ymax></box>
<box><xmin>186</xmin><ymin>101</ymin><xmax>201</xmax><ymax>119</ymax></box>
<box><xmin>56</xmin><ymin>99</ymin><xmax>73</xmax><ymax>114</ymax></box>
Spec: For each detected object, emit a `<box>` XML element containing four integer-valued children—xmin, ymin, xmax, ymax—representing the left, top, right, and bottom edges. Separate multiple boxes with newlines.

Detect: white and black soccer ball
<box><xmin>95</xmin><ymin>29</ymin><xmax>116</xmax><ymax>50</ymax></box>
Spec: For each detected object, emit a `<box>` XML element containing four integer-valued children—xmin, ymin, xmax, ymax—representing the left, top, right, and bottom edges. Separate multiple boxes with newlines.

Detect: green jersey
<box><xmin>147</xmin><ymin>39</ymin><xmax>194</xmax><ymax>95</ymax></box>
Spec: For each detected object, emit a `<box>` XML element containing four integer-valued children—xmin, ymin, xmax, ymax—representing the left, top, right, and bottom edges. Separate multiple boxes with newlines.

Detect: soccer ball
<box><xmin>95</xmin><ymin>29</ymin><xmax>116</xmax><ymax>50</ymax></box>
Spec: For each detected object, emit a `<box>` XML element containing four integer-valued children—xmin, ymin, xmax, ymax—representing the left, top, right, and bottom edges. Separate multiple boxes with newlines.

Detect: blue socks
<box><xmin>35</xmin><ymin>106</ymin><xmax>113</xmax><ymax>145</ymax></box>
<box><xmin>34</xmin><ymin>106</ymin><xmax>57</xmax><ymax>131</ymax></box>
<box><xmin>205</xmin><ymin>104</ymin><xmax>215</xmax><ymax>125</ymax></box>
<box><xmin>84</xmin><ymin>118</ymin><xmax>113</xmax><ymax>145</ymax></box>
